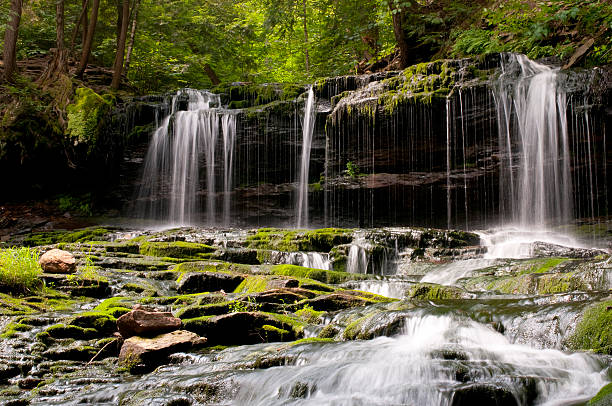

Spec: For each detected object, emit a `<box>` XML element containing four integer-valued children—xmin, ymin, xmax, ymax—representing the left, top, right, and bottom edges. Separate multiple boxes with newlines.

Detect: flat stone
<box><xmin>117</xmin><ymin>309</ymin><xmax>182</xmax><ymax>338</ymax></box>
<box><xmin>177</xmin><ymin>272</ymin><xmax>244</xmax><ymax>294</ymax></box>
<box><xmin>118</xmin><ymin>330</ymin><xmax>207</xmax><ymax>373</ymax></box>
<box><xmin>38</xmin><ymin>249</ymin><xmax>76</xmax><ymax>274</ymax></box>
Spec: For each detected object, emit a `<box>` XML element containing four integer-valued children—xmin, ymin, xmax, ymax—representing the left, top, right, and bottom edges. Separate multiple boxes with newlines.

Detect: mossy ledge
<box><xmin>569</xmin><ymin>300</ymin><xmax>612</xmax><ymax>355</ymax></box>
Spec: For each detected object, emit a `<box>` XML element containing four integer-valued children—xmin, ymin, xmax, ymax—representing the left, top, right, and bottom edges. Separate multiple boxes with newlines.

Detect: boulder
<box><xmin>305</xmin><ymin>293</ymin><xmax>370</xmax><ymax>311</ymax></box>
<box><xmin>451</xmin><ymin>384</ymin><xmax>518</xmax><ymax>406</ymax></box>
<box><xmin>266</xmin><ymin>278</ymin><xmax>300</xmax><ymax>289</ymax></box>
<box><xmin>119</xmin><ymin>330</ymin><xmax>207</xmax><ymax>374</ymax></box>
<box><xmin>183</xmin><ymin>312</ymin><xmax>299</xmax><ymax>345</ymax></box>
<box><xmin>38</xmin><ymin>249</ymin><xmax>76</xmax><ymax>274</ymax></box>
<box><xmin>177</xmin><ymin>272</ymin><xmax>245</xmax><ymax>294</ymax></box>
<box><xmin>117</xmin><ymin>309</ymin><xmax>182</xmax><ymax>338</ymax></box>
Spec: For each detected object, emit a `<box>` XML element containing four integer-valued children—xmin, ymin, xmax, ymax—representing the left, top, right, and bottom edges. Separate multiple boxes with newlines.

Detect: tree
<box><xmin>123</xmin><ymin>0</ymin><xmax>140</xmax><ymax>76</ymax></box>
<box><xmin>111</xmin><ymin>0</ymin><xmax>130</xmax><ymax>89</ymax></box>
<box><xmin>2</xmin><ymin>0</ymin><xmax>23</xmax><ymax>82</ymax></box>
<box><xmin>388</xmin><ymin>0</ymin><xmax>410</xmax><ymax>68</ymax></box>
<box><xmin>39</xmin><ymin>0</ymin><xmax>69</xmax><ymax>84</ymax></box>
<box><xmin>70</xmin><ymin>0</ymin><xmax>90</xmax><ymax>53</ymax></box>
<box><xmin>76</xmin><ymin>0</ymin><xmax>100</xmax><ymax>79</ymax></box>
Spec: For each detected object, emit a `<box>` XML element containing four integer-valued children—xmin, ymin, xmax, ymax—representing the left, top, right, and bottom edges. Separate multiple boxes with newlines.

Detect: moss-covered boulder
<box><xmin>407</xmin><ymin>283</ymin><xmax>473</xmax><ymax>300</ymax></box>
<box><xmin>177</xmin><ymin>272</ymin><xmax>245</xmax><ymax>294</ymax></box>
<box><xmin>569</xmin><ymin>300</ymin><xmax>612</xmax><ymax>354</ymax></box>
<box><xmin>589</xmin><ymin>383</ymin><xmax>612</xmax><ymax>406</ymax></box>
<box><xmin>66</xmin><ymin>87</ymin><xmax>114</xmax><ymax>151</ymax></box>
<box><xmin>182</xmin><ymin>311</ymin><xmax>301</xmax><ymax>345</ymax></box>
<box><xmin>270</xmin><ymin>264</ymin><xmax>368</xmax><ymax>284</ymax></box>
<box><xmin>246</xmin><ymin>228</ymin><xmax>352</xmax><ymax>252</ymax></box>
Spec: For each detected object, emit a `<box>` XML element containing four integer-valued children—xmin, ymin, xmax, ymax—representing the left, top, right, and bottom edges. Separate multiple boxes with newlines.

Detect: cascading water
<box><xmin>296</xmin><ymin>87</ymin><xmax>317</xmax><ymax>228</ymax></box>
<box><xmin>496</xmin><ymin>54</ymin><xmax>573</xmax><ymax>228</ymax></box>
<box><xmin>135</xmin><ymin>89</ymin><xmax>236</xmax><ymax>226</ymax></box>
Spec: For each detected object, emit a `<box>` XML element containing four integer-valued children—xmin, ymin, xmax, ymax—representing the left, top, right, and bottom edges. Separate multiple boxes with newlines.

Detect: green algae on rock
<box><xmin>569</xmin><ymin>300</ymin><xmax>612</xmax><ymax>355</ymax></box>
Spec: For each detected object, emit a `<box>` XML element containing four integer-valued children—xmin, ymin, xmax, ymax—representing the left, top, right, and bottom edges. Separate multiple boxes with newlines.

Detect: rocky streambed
<box><xmin>0</xmin><ymin>226</ymin><xmax>611</xmax><ymax>405</ymax></box>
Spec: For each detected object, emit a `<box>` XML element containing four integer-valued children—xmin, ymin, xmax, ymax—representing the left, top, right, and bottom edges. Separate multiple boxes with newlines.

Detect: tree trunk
<box><xmin>123</xmin><ymin>0</ymin><xmax>140</xmax><ymax>76</ymax></box>
<box><xmin>2</xmin><ymin>0</ymin><xmax>23</xmax><ymax>82</ymax></box>
<box><xmin>76</xmin><ymin>0</ymin><xmax>100</xmax><ymax>79</ymax></box>
<box><xmin>111</xmin><ymin>0</ymin><xmax>130</xmax><ymax>89</ymax></box>
<box><xmin>203</xmin><ymin>63</ymin><xmax>220</xmax><ymax>85</ymax></box>
<box><xmin>70</xmin><ymin>0</ymin><xmax>90</xmax><ymax>53</ymax></box>
<box><xmin>388</xmin><ymin>1</ymin><xmax>410</xmax><ymax>69</ymax></box>
<box><xmin>39</xmin><ymin>0</ymin><xmax>69</xmax><ymax>84</ymax></box>
<box><xmin>302</xmin><ymin>0</ymin><xmax>310</xmax><ymax>73</ymax></box>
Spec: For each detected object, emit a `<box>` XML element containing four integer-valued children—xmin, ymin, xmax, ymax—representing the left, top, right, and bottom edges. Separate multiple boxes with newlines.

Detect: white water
<box><xmin>496</xmin><ymin>54</ymin><xmax>572</xmax><ymax>228</ymax></box>
<box><xmin>289</xmin><ymin>252</ymin><xmax>332</xmax><ymax>270</ymax></box>
<box><xmin>233</xmin><ymin>314</ymin><xmax>607</xmax><ymax>405</ymax></box>
<box><xmin>347</xmin><ymin>242</ymin><xmax>369</xmax><ymax>274</ymax></box>
<box><xmin>135</xmin><ymin>89</ymin><xmax>236</xmax><ymax>226</ymax></box>
<box><xmin>296</xmin><ymin>87</ymin><xmax>317</xmax><ymax>228</ymax></box>
<box><xmin>421</xmin><ymin>258</ymin><xmax>496</xmax><ymax>285</ymax></box>
<box><xmin>478</xmin><ymin>228</ymin><xmax>585</xmax><ymax>259</ymax></box>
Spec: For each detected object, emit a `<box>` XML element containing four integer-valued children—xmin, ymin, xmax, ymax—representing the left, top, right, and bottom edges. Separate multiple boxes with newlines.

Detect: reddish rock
<box><xmin>119</xmin><ymin>330</ymin><xmax>207</xmax><ymax>373</ymax></box>
<box><xmin>38</xmin><ymin>248</ymin><xmax>77</xmax><ymax>274</ymax></box>
<box><xmin>117</xmin><ymin>309</ymin><xmax>182</xmax><ymax>338</ymax></box>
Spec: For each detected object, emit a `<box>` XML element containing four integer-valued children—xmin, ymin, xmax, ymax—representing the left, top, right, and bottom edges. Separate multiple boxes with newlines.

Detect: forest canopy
<box><xmin>0</xmin><ymin>0</ymin><xmax>611</xmax><ymax>93</ymax></box>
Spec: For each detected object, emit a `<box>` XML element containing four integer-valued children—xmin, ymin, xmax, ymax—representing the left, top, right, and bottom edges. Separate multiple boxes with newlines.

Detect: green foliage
<box><xmin>346</xmin><ymin>161</ymin><xmax>360</xmax><ymax>178</ymax></box>
<box><xmin>57</xmin><ymin>193</ymin><xmax>93</xmax><ymax>216</ymax></box>
<box><xmin>452</xmin><ymin>29</ymin><xmax>501</xmax><ymax>56</ymax></box>
<box><xmin>0</xmin><ymin>247</ymin><xmax>43</xmax><ymax>295</ymax></box>
<box><xmin>229</xmin><ymin>296</ymin><xmax>260</xmax><ymax>312</ymax></box>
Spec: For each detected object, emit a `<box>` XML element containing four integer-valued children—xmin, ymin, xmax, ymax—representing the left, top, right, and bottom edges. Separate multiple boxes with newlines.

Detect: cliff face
<box><xmin>28</xmin><ymin>54</ymin><xmax>610</xmax><ymax>229</ymax></box>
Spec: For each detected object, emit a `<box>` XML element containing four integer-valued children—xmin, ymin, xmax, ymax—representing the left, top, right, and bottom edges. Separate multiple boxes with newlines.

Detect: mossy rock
<box><xmin>140</xmin><ymin>241</ymin><xmax>215</xmax><ymax>258</ymax></box>
<box><xmin>1</xmin><ymin>322</ymin><xmax>32</xmax><ymax>338</ymax></box>
<box><xmin>407</xmin><ymin>283</ymin><xmax>472</xmax><ymax>300</ymax></box>
<box><xmin>246</xmin><ymin>228</ymin><xmax>352</xmax><ymax>252</ymax></box>
<box><xmin>270</xmin><ymin>264</ymin><xmax>368</xmax><ymax>284</ymax></box>
<box><xmin>23</xmin><ymin>227</ymin><xmax>111</xmax><ymax>246</ymax></box>
<box><xmin>569</xmin><ymin>300</ymin><xmax>612</xmax><ymax>355</ymax></box>
<box><xmin>589</xmin><ymin>383</ymin><xmax>612</xmax><ymax>406</ymax></box>
<box><xmin>70</xmin><ymin>312</ymin><xmax>117</xmax><ymax>335</ymax></box>
<box><xmin>66</xmin><ymin>87</ymin><xmax>114</xmax><ymax>151</ymax></box>
<box><xmin>46</xmin><ymin>323</ymin><xmax>99</xmax><ymax>339</ymax></box>
<box><xmin>173</xmin><ymin>261</ymin><xmax>251</xmax><ymax>275</ymax></box>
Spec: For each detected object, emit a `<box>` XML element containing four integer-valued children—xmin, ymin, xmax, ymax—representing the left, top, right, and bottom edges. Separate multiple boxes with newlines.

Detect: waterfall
<box><xmin>135</xmin><ymin>89</ymin><xmax>236</xmax><ymax>226</ymax></box>
<box><xmin>496</xmin><ymin>54</ymin><xmax>573</xmax><ymax>228</ymax></box>
<box><xmin>296</xmin><ymin>87</ymin><xmax>316</xmax><ymax>228</ymax></box>
<box><xmin>221</xmin><ymin>113</ymin><xmax>237</xmax><ymax>226</ymax></box>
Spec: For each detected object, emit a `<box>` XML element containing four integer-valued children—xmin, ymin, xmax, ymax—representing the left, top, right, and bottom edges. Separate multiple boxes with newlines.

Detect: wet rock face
<box><xmin>38</xmin><ymin>249</ymin><xmax>76</xmax><ymax>274</ymax></box>
<box><xmin>117</xmin><ymin>309</ymin><xmax>182</xmax><ymax>338</ymax></box>
<box><xmin>118</xmin><ymin>330</ymin><xmax>207</xmax><ymax>373</ymax></box>
<box><xmin>451</xmin><ymin>384</ymin><xmax>519</xmax><ymax>406</ymax></box>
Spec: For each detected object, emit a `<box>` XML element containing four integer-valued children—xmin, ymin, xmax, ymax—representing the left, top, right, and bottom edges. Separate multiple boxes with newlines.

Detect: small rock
<box><xmin>118</xmin><ymin>330</ymin><xmax>206</xmax><ymax>373</ymax></box>
<box><xmin>117</xmin><ymin>309</ymin><xmax>182</xmax><ymax>338</ymax></box>
<box><xmin>38</xmin><ymin>249</ymin><xmax>77</xmax><ymax>274</ymax></box>
<box><xmin>267</xmin><ymin>278</ymin><xmax>300</xmax><ymax>289</ymax></box>
<box><xmin>18</xmin><ymin>376</ymin><xmax>43</xmax><ymax>389</ymax></box>
<box><xmin>177</xmin><ymin>272</ymin><xmax>245</xmax><ymax>294</ymax></box>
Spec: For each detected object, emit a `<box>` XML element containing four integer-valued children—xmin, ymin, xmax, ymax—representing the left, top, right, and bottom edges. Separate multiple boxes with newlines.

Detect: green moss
<box><xmin>140</xmin><ymin>241</ymin><xmax>215</xmax><ymax>258</ymax></box>
<box><xmin>66</xmin><ymin>87</ymin><xmax>113</xmax><ymax>151</ymax></box>
<box><xmin>93</xmin><ymin>296</ymin><xmax>133</xmax><ymax>314</ymax></box>
<box><xmin>518</xmin><ymin>258</ymin><xmax>570</xmax><ymax>275</ymax></box>
<box><xmin>569</xmin><ymin>300</ymin><xmax>612</xmax><ymax>355</ymax></box>
<box><xmin>70</xmin><ymin>311</ymin><xmax>117</xmax><ymax>334</ymax></box>
<box><xmin>261</xmin><ymin>324</ymin><xmax>290</xmax><ymax>340</ymax></box>
<box><xmin>46</xmin><ymin>323</ymin><xmax>99</xmax><ymax>339</ymax></box>
<box><xmin>343</xmin><ymin>316</ymin><xmax>369</xmax><ymax>340</ymax></box>
<box><xmin>264</xmin><ymin>312</ymin><xmax>305</xmax><ymax>335</ymax></box>
<box><xmin>295</xmin><ymin>306</ymin><xmax>325</xmax><ymax>323</ymax></box>
<box><xmin>289</xmin><ymin>337</ymin><xmax>335</xmax><ymax>346</ymax></box>
<box><xmin>407</xmin><ymin>283</ymin><xmax>469</xmax><ymax>300</ymax></box>
<box><xmin>23</xmin><ymin>227</ymin><xmax>111</xmax><ymax>246</ymax></box>
<box><xmin>173</xmin><ymin>261</ymin><xmax>250</xmax><ymax>275</ymax></box>
<box><xmin>234</xmin><ymin>275</ymin><xmax>272</xmax><ymax>293</ymax></box>
<box><xmin>271</xmin><ymin>264</ymin><xmax>367</xmax><ymax>284</ymax></box>
<box><xmin>589</xmin><ymin>383</ymin><xmax>612</xmax><ymax>406</ymax></box>
<box><xmin>1</xmin><ymin>322</ymin><xmax>32</xmax><ymax>338</ymax></box>
<box><xmin>246</xmin><ymin>228</ymin><xmax>352</xmax><ymax>252</ymax></box>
